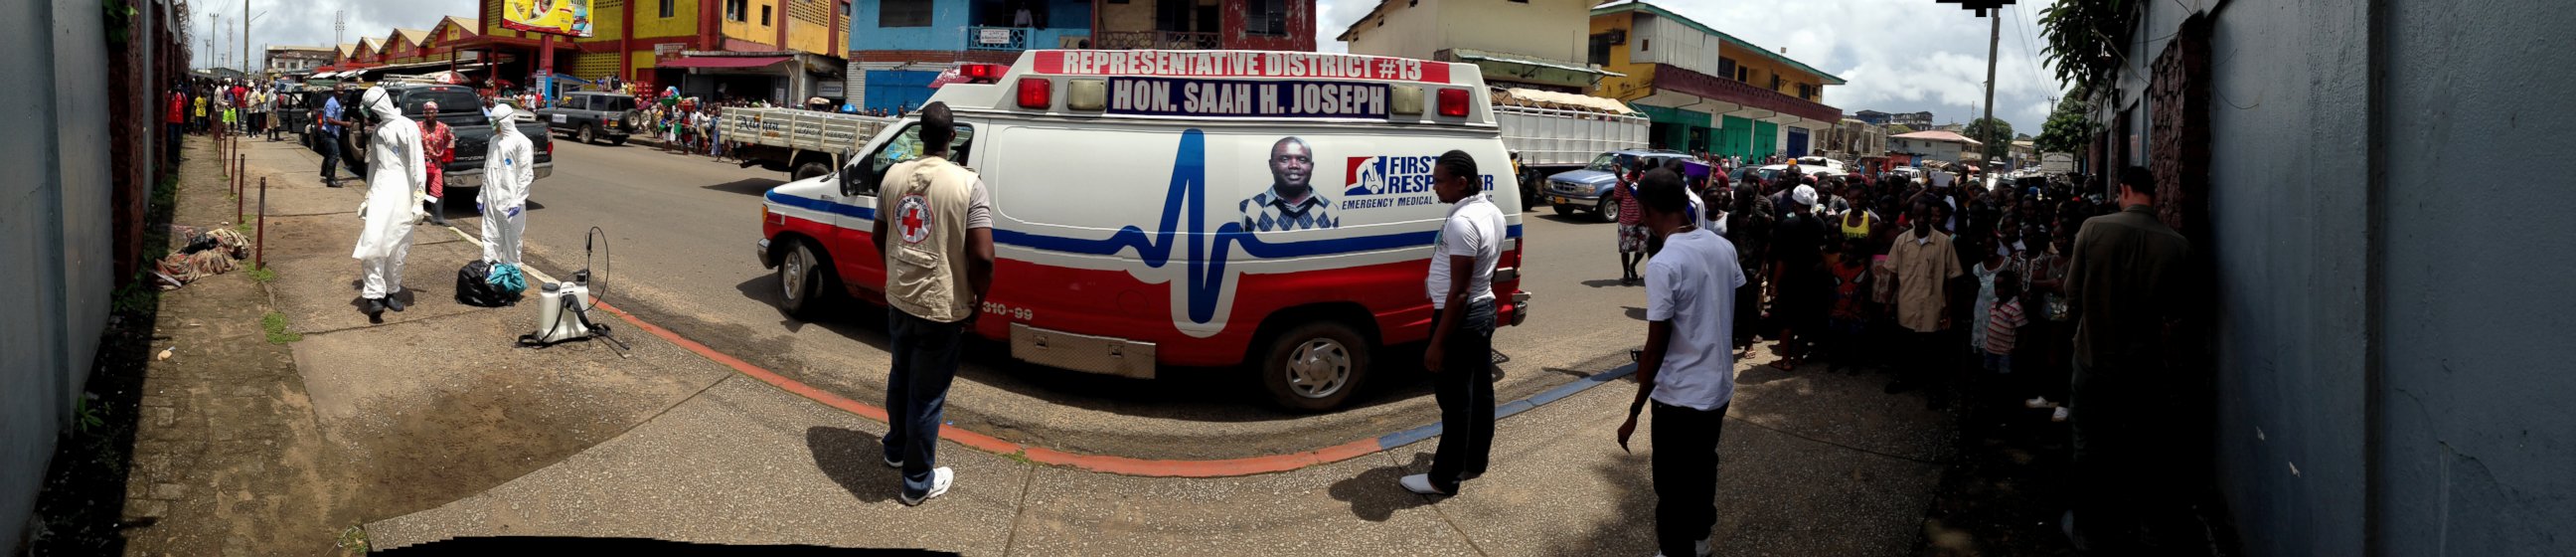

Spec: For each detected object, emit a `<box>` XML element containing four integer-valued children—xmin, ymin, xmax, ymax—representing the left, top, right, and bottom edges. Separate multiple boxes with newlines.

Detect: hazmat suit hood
<box><xmin>361</xmin><ymin>87</ymin><xmax>402</xmax><ymax>120</ymax></box>
<box><xmin>488</xmin><ymin>103</ymin><xmax>522</xmax><ymax>138</ymax></box>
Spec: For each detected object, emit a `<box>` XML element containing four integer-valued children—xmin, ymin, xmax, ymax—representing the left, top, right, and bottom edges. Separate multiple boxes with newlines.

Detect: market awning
<box><xmin>1449</xmin><ymin>49</ymin><xmax>1623</xmax><ymax>78</ymax></box>
<box><xmin>658</xmin><ymin>56</ymin><xmax>791</xmax><ymax>70</ymax></box>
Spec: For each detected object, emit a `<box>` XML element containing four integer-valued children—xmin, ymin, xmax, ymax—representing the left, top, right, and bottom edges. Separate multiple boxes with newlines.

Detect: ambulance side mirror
<box><xmin>837</xmin><ymin>149</ymin><xmax>864</xmax><ymax>197</ymax></box>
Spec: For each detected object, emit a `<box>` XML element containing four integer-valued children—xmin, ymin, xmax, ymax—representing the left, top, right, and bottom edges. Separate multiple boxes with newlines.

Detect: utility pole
<box><xmin>1982</xmin><ymin>11</ymin><xmax>2001</xmax><ymax>165</ymax></box>
<box><xmin>242</xmin><ymin>0</ymin><xmax>250</xmax><ymax>76</ymax></box>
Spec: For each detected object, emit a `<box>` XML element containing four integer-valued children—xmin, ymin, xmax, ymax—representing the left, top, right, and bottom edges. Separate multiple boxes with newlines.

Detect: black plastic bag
<box><xmin>454</xmin><ymin>261</ymin><xmax>523</xmax><ymax>307</ymax></box>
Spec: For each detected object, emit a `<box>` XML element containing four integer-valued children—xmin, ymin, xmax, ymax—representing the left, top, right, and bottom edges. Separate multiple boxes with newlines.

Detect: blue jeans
<box><xmin>1983</xmin><ymin>352</ymin><xmax>2013</xmax><ymax>374</ymax></box>
<box><xmin>317</xmin><ymin>131</ymin><xmax>342</xmax><ymax>180</ymax></box>
<box><xmin>885</xmin><ymin>309</ymin><xmax>965</xmax><ymax>498</ymax></box>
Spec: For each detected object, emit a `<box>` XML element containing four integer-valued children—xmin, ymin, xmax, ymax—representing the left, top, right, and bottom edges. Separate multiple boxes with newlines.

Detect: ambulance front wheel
<box><xmin>777</xmin><ymin>240</ymin><xmax>837</xmax><ymax>319</ymax></box>
<box><xmin>1257</xmin><ymin>321</ymin><xmax>1370</xmax><ymax>412</ymax></box>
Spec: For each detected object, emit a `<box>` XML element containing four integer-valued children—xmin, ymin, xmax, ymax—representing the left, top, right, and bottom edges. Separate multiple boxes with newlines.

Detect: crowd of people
<box><xmin>164</xmin><ymin>77</ymin><xmax>299</xmax><ymax>163</ymax></box>
<box><xmin>1610</xmin><ymin>156</ymin><xmax>2124</xmax><ymax>415</ymax></box>
<box><xmin>1594</xmin><ymin>154</ymin><xmax>2196</xmax><ymax>550</ymax></box>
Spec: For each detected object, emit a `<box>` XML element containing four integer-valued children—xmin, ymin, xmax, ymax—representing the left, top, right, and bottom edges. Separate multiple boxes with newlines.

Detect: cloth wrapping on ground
<box><xmin>154</xmin><ymin>251</ymin><xmax>239</xmax><ymax>283</ymax></box>
<box><xmin>486</xmin><ymin>263</ymin><xmax>526</xmax><ymax>292</ymax></box>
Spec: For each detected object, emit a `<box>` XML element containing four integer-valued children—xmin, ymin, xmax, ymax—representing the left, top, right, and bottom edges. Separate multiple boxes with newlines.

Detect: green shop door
<box><xmin>1754</xmin><ymin>120</ymin><xmax>1780</xmax><ymax>158</ymax></box>
<box><xmin>1720</xmin><ymin>115</ymin><xmax>1753</xmax><ymax>159</ymax></box>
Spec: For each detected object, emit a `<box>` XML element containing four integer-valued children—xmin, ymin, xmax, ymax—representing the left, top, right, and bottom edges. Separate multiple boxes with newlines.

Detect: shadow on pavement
<box><xmin>1532</xmin><ymin>212</ymin><xmax>1606</xmax><ymax>225</ymax></box>
<box><xmin>806</xmin><ymin>427</ymin><xmax>900</xmax><ymax>504</ymax></box>
<box><xmin>1325</xmin><ymin>453</ymin><xmax>1440</xmax><ymax>522</ymax></box>
<box><xmin>703</xmin><ymin>177</ymin><xmax>787</xmax><ymax>197</ymax></box>
<box><xmin>721</xmin><ymin>273</ymin><xmax>1447</xmax><ymax>425</ymax></box>
<box><xmin>377</xmin><ymin>536</ymin><xmax>957</xmax><ymax>556</ymax></box>
<box><xmin>1529</xmin><ymin>448</ymin><xmax>1657</xmax><ymax>557</ymax></box>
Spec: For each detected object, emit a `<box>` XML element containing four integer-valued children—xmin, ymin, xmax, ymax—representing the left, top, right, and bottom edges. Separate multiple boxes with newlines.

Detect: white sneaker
<box><xmin>2025</xmin><ymin>396</ymin><xmax>2055</xmax><ymax>409</ymax></box>
<box><xmin>1696</xmin><ymin>540</ymin><xmax>1710</xmax><ymax>557</ymax></box>
<box><xmin>1398</xmin><ymin>473</ymin><xmax>1449</xmax><ymax>495</ymax></box>
<box><xmin>2052</xmin><ymin>407</ymin><xmax>2071</xmax><ymax>422</ymax></box>
<box><xmin>899</xmin><ymin>466</ymin><xmax>953</xmax><ymax>506</ymax></box>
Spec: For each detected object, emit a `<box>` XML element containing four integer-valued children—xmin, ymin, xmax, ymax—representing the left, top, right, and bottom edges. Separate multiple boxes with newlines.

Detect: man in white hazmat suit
<box><xmin>480</xmin><ymin>103</ymin><xmax>535</xmax><ymax>265</ymax></box>
<box><xmin>351</xmin><ymin>87</ymin><xmax>428</xmax><ymax>317</ymax></box>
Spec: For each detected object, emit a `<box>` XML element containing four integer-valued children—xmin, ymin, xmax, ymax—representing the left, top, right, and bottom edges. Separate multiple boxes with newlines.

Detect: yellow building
<box><xmin>1588</xmin><ymin>1</ymin><xmax>1843</xmax><ymax>159</ymax></box>
<box><xmin>1337</xmin><ymin>0</ymin><xmax>1619</xmax><ymax>93</ymax></box>
<box><xmin>458</xmin><ymin>0</ymin><xmax>852</xmax><ymax>102</ymax></box>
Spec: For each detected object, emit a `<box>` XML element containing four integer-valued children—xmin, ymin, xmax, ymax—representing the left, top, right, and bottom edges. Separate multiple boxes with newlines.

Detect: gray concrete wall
<box><xmin>1</xmin><ymin>0</ymin><xmax>116</xmax><ymax>548</ymax></box>
<box><xmin>2120</xmin><ymin>0</ymin><xmax>2576</xmax><ymax>554</ymax></box>
<box><xmin>2373</xmin><ymin>0</ymin><xmax>2576</xmax><ymax>553</ymax></box>
<box><xmin>2194</xmin><ymin>1</ymin><xmax>2374</xmax><ymax>554</ymax></box>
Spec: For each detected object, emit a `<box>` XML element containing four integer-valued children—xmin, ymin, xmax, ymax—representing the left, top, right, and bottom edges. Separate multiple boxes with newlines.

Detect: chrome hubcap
<box><xmin>1284</xmin><ymin>338</ymin><xmax>1353</xmax><ymax>399</ymax></box>
<box><xmin>782</xmin><ymin>249</ymin><xmax>807</xmax><ymax>300</ymax></box>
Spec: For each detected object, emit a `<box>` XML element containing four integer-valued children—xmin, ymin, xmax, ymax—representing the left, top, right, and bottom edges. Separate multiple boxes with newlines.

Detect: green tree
<box><xmin>1887</xmin><ymin>123</ymin><xmax>1916</xmax><ymax>135</ymax></box>
<box><xmin>2034</xmin><ymin>93</ymin><xmax>2094</xmax><ymax>154</ymax></box>
<box><xmin>1963</xmin><ymin>117</ymin><xmax>2013</xmax><ymax>160</ymax></box>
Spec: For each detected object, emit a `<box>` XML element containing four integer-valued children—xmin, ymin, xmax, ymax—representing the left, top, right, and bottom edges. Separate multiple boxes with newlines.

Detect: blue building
<box><xmin>844</xmin><ymin>0</ymin><xmax>1096</xmax><ymax>113</ymax></box>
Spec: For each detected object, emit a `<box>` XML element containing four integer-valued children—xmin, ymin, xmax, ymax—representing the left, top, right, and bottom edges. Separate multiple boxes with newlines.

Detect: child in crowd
<box><xmin>1983</xmin><ymin>268</ymin><xmax>2025</xmax><ymax>376</ymax></box>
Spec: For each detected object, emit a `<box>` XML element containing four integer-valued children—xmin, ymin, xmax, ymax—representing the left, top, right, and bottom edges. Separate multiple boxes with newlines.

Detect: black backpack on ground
<box><xmin>455</xmin><ymin>261</ymin><xmax>523</xmax><ymax>307</ymax></box>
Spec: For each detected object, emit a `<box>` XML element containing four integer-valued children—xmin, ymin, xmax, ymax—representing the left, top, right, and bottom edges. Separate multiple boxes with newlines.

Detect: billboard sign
<box><xmin>501</xmin><ymin>0</ymin><xmax>594</xmax><ymax>38</ymax></box>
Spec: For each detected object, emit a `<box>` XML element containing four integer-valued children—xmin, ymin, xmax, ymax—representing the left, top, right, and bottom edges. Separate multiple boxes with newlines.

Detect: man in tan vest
<box><xmin>870</xmin><ymin>101</ymin><xmax>995</xmax><ymax>505</ymax></box>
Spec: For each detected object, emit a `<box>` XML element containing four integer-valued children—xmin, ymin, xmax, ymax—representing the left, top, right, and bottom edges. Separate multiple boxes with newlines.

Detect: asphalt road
<box><xmin>485</xmin><ymin>137</ymin><xmax>1663</xmax><ymax>460</ymax></box>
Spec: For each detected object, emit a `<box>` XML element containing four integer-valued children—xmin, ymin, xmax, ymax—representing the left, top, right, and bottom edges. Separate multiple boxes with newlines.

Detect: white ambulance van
<box><xmin>758</xmin><ymin>50</ymin><xmax>1530</xmax><ymax>411</ymax></box>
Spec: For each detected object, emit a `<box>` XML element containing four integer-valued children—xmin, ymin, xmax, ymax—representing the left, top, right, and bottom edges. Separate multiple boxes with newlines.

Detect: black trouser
<box><xmin>1428</xmin><ymin>299</ymin><xmax>1497</xmax><ymax>493</ymax></box>
<box><xmin>318</xmin><ymin>132</ymin><xmax>342</xmax><ymax>181</ymax></box>
<box><xmin>163</xmin><ymin>122</ymin><xmax>183</xmax><ymax>165</ymax></box>
<box><xmin>2068</xmin><ymin>360</ymin><xmax>2180</xmax><ymax>551</ymax></box>
<box><xmin>1653</xmin><ymin>400</ymin><xmax>1728</xmax><ymax>556</ymax></box>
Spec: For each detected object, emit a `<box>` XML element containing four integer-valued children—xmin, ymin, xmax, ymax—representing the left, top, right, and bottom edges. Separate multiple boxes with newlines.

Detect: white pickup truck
<box><xmin>718</xmin><ymin>107</ymin><xmax>896</xmax><ymax>181</ymax></box>
<box><xmin>1491</xmin><ymin>89</ymin><xmax>1650</xmax><ymax>206</ymax></box>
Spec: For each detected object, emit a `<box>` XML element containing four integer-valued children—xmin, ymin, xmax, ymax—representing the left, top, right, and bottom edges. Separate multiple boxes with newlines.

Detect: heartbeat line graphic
<box><xmin>1011</xmin><ymin>130</ymin><xmax>1254</xmax><ymax>324</ymax></box>
<box><xmin>986</xmin><ymin>129</ymin><xmax>1515</xmax><ymax>331</ymax></box>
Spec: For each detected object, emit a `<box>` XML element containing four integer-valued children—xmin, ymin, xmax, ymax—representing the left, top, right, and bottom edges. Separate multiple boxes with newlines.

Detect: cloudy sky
<box><xmin>203</xmin><ymin>0</ymin><xmax>2065</xmax><ymax>132</ymax></box>
<box><xmin>1318</xmin><ymin>0</ymin><xmax>2072</xmax><ymax>133</ymax></box>
<box><xmin>189</xmin><ymin>0</ymin><xmax>477</xmax><ymax>71</ymax></box>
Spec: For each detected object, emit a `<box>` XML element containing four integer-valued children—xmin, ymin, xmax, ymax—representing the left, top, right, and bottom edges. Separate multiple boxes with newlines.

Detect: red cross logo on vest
<box><xmin>897</xmin><ymin>194</ymin><xmax>932</xmax><ymax>245</ymax></box>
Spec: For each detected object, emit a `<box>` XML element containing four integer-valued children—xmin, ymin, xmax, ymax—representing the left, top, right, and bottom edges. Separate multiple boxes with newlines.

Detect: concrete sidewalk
<box><xmin>230</xmin><ymin>133</ymin><xmax>1959</xmax><ymax>555</ymax></box>
<box><xmin>365</xmin><ymin>347</ymin><xmax>1954</xmax><ymax>555</ymax></box>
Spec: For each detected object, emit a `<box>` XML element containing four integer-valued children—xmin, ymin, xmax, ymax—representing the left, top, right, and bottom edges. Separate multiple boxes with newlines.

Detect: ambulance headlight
<box><xmin>1066</xmin><ymin>79</ymin><xmax>1106</xmax><ymax>111</ymax></box>
<box><xmin>1389</xmin><ymin>85</ymin><xmax>1423</xmax><ymax>115</ymax></box>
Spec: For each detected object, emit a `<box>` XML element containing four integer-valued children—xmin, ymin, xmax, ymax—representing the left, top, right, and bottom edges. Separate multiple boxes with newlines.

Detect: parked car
<box><xmin>536</xmin><ymin>92</ymin><xmax>643</xmax><ymax>145</ymax></box>
<box><xmin>331</xmin><ymin>84</ymin><xmax>554</xmax><ymax>198</ymax></box>
<box><xmin>1537</xmin><ymin>149</ymin><xmax>1693</xmax><ymax>222</ymax></box>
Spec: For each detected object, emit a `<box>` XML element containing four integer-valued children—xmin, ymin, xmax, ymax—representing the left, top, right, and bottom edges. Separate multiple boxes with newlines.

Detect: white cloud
<box><xmin>1316</xmin><ymin>0</ymin><xmax>1378</xmax><ymax>54</ymax></box>
<box><xmin>192</xmin><ymin>0</ymin><xmax>479</xmax><ymax>70</ymax></box>
<box><xmin>1644</xmin><ymin>0</ymin><xmax>2069</xmax><ymax>131</ymax></box>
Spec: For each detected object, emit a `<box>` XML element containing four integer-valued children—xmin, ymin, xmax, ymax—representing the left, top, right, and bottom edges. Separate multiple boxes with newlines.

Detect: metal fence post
<box><xmin>255</xmin><ymin>177</ymin><xmax>267</xmax><ymax>271</ymax></box>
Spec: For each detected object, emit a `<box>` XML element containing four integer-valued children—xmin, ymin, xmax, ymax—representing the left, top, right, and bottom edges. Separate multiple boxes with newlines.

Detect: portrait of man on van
<box><xmin>1239</xmin><ymin>136</ymin><xmax>1338</xmax><ymax>233</ymax></box>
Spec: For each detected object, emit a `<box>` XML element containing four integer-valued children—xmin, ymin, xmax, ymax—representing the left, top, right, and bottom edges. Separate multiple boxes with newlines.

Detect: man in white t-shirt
<box><xmin>1615</xmin><ymin>167</ymin><xmax>1745</xmax><ymax>557</ymax></box>
<box><xmin>1399</xmin><ymin>150</ymin><xmax>1507</xmax><ymax>497</ymax></box>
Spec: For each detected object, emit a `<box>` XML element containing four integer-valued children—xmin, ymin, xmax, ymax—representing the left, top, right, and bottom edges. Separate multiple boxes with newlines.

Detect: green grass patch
<box><xmin>261</xmin><ymin>311</ymin><xmax>302</xmax><ymax>344</ymax></box>
<box><xmin>72</xmin><ymin>396</ymin><xmax>106</xmax><ymax>436</ymax></box>
<box><xmin>247</xmin><ymin>265</ymin><xmax>276</xmax><ymax>282</ymax></box>
<box><xmin>110</xmin><ymin>281</ymin><xmax>158</xmax><ymax>314</ymax></box>
<box><xmin>334</xmin><ymin>524</ymin><xmax>371</xmax><ymax>555</ymax></box>
<box><xmin>1002</xmin><ymin>449</ymin><xmax>1036</xmax><ymax>466</ymax></box>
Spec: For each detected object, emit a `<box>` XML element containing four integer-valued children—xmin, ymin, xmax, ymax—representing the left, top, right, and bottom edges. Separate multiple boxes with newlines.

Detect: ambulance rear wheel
<box><xmin>1257</xmin><ymin>321</ymin><xmax>1369</xmax><ymax>412</ymax></box>
<box><xmin>793</xmin><ymin>161</ymin><xmax>834</xmax><ymax>182</ymax></box>
<box><xmin>777</xmin><ymin>240</ymin><xmax>835</xmax><ymax>319</ymax></box>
